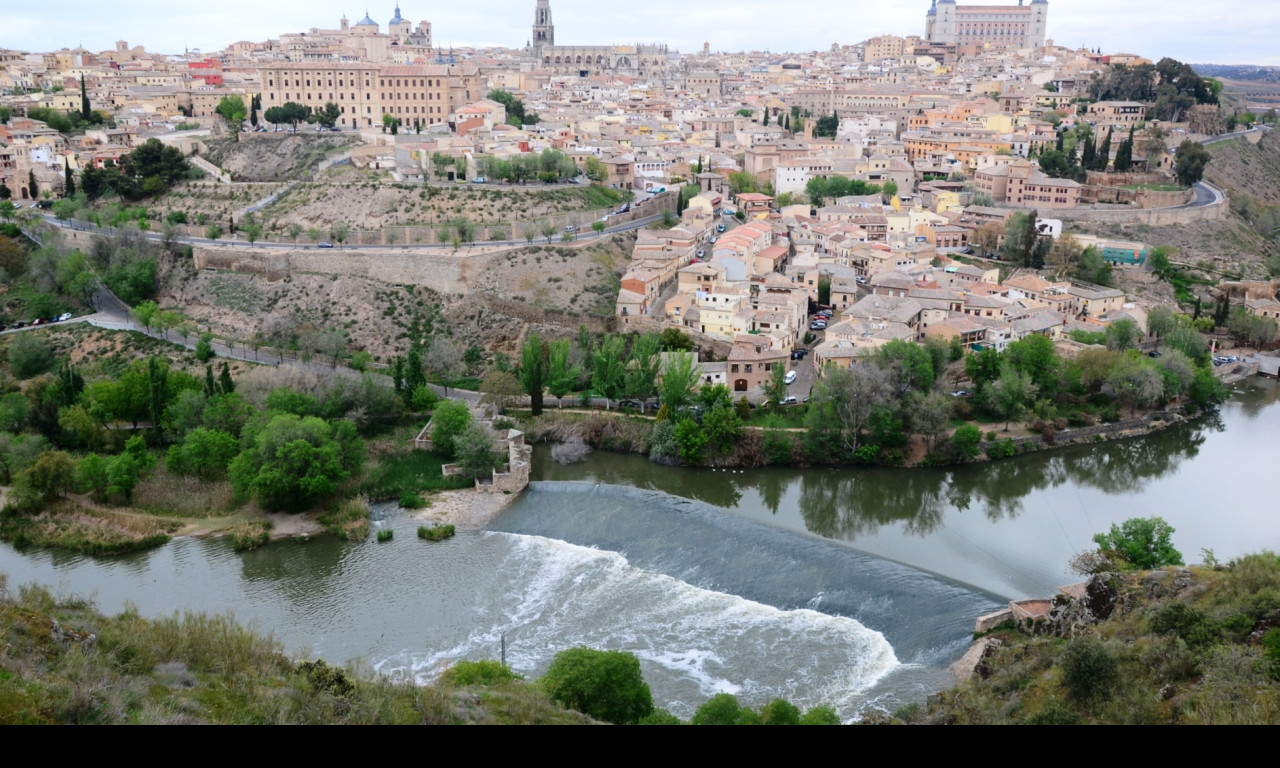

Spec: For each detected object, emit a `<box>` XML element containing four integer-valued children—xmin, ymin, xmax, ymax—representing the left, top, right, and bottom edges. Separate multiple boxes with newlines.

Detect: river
<box><xmin>1</xmin><ymin>378</ymin><xmax>1276</xmax><ymax>719</ymax></box>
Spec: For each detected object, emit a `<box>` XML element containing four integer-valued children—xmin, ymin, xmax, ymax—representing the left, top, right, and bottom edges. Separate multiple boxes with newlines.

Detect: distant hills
<box><xmin>1193</xmin><ymin>64</ymin><xmax>1280</xmax><ymax>83</ymax></box>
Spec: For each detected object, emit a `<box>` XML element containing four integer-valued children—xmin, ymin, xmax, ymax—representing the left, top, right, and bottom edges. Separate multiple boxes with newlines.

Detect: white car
<box><xmin>784</xmin><ymin>370</ymin><xmax>797</xmax><ymax>385</ymax></box>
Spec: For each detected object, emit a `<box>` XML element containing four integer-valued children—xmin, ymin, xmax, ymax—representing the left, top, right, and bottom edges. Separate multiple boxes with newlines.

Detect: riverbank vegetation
<box><xmin>0</xmin><ymin>328</ymin><xmax>473</xmax><ymax>554</ymax></box>
<box><xmin>916</xmin><ymin>547</ymin><xmax>1280</xmax><ymax>724</ymax></box>
<box><xmin>511</xmin><ymin>320</ymin><xmax>1227</xmax><ymax>470</ymax></box>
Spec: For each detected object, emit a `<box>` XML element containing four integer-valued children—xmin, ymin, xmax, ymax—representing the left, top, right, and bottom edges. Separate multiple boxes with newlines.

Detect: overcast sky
<box><xmin>3</xmin><ymin>1</ymin><xmax>1278</xmax><ymax>66</ymax></box>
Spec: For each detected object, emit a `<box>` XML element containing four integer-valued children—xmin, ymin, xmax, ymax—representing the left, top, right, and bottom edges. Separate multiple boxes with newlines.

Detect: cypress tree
<box><xmin>80</xmin><ymin>74</ymin><xmax>90</xmax><ymax>122</ymax></box>
<box><xmin>64</xmin><ymin>164</ymin><xmax>74</xmax><ymax>197</ymax></box>
<box><xmin>28</xmin><ymin>170</ymin><xmax>37</xmax><ymax>199</ymax></box>
<box><xmin>218</xmin><ymin>361</ymin><xmax>235</xmax><ymax>395</ymax></box>
<box><xmin>1081</xmin><ymin>135</ymin><xmax>1096</xmax><ymax>169</ymax></box>
<box><xmin>1096</xmin><ymin>130</ymin><xmax>1112</xmax><ymax>171</ymax></box>
<box><xmin>762</xmin><ymin>110</ymin><xmax>769</xmax><ymax>126</ymax></box>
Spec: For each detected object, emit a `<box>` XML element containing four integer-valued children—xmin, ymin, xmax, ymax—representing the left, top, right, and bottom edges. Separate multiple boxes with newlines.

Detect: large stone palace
<box><xmin>523</xmin><ymin>0</ymin><xmax>668</xmax><ymax>79</ymax></box>
<box><xmin>925</xmin><ymin>0</ymin><xmax>1049</xmax><ymax>49</ymax></box>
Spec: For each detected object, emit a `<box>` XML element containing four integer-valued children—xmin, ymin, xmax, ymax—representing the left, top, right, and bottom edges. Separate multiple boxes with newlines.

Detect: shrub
<box><xmin>9</xmin><ymin>334</ymin><xmax>55</xmax><ymax>379</ymax></box>
<box><xmin>194</xmin><ymin>333</ymin><xmax>215</xmax><ymax>362</ymax></box>
<box><xmin>439</xmin><ymin>660</ymin><xmax>523</xmax><ymax>687</ymax></box>
<box><xmin>950</xmin><ymin>425</ymin><xmax>983</xmax><ymax>462</ymax></box>
<box><xmin>690</xmin><ymin>692</ymin><xmax>746</xmax><ymax>725</ymax></box>
<box><xmin>1061</xmin><ymin>637</ymin><xmax>1119</xmax><ymax>704</ymax></box>
<box><xmin>417</xmin><ymin>524</ymin><xmax>455</xmax><ymax>541</ymax></box>
<box><xmin>318</xmin><ymin>497</ymin><xmax>370</xmax><ymax>541</ymax></box>
<box><xmin>398</xmin><ymin>490</ymin><xmax>426</xmax><ymax>509</ymax></box>
<box><xmin>759</xmin><ymin>698</ymin><xmax>801</xmax><ymax>725</ymax></box>
<box><xmin>229</xmin><ymin>520</ymin><xmax>271</xmax><ymax>551</ymax></box>
<box><xmin>538</xmin><ymin>647</ymin><xmax>653</xmax><ymax>724</ymax></box>
<box><xmin>799</xmin><ymin>705</ymin><xmax>842</xmax><ymax>725</ymax></box>
<box><xmin>987</xmin><ymin>438</ymin><xmax>1017</xmax><ymax>459</ymax></box>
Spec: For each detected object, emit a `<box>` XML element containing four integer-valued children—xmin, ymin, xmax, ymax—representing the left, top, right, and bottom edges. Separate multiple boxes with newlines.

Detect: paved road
<box><xmin>1175</xmin><ymin>180</ymin><xmax>1225</xmax><ymax>209</ymax></box>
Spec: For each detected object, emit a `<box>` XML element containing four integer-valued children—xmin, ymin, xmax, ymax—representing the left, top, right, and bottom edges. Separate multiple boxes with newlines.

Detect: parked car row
<box><xmin>1</xmin><ymin>313</ymin><xmax>72</xmax><ymax>332</ymax></box>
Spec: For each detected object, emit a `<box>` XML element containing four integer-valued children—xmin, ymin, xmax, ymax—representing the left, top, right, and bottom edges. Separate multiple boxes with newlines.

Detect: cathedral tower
<box><xmin>532</xmin><ymin>0</ymin><xmax>555</xmax><ymax>50</ymax></box>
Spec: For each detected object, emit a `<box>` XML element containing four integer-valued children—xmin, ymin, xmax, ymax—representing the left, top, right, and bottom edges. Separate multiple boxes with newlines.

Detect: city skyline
<box><xmin>2</xmin><ymin>0</ymin><xmax>1278</xmax><ymax>65</ymax></box>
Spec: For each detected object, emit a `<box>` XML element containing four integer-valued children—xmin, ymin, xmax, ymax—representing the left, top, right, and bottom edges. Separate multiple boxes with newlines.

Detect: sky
<box><xmin>3</xmin><ymin>0</ymin><xmax>1279</xmax><ymax>66</ymax></box>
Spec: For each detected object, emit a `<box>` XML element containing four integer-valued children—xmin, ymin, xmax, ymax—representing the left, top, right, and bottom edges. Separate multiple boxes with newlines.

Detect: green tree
<box><xmin>106</xmin><ymin>451</ymin><xmax>141</xmax><ymax>502</ymax></box>
<box><xmin>702</xmin><ymin>403</ymin><xmax>743</xmax><ymax>455</ymax></box>
<box><xmin>264</xmin><ymin>102</ymin><xmax>311</xmax><ymax>127</ymax></box>
<box><xmin>215</xmin><ymin>95</ymin><xmax>247</xmax><ymax>130</ymax></box>
<box><xmin>659</xmin><ymin>327</ymin><xmax>694</xmax><ymax>351</ymax></box>
<box><xmin>545</xmin><ymin>339</ymin><xmax>581</xmax><ymax>406</ymax></box>
<box><xmin>762</xmin><ymin>363</ymin><xmax>788</xmax><ymax>407</ymax></box>
<box><xmin>1092</xmin><ymin>516</ymin><xmax>1184</xmax><ymax>569</ymax></box>
<box><xmin>1104</xmin><ymin>318</ymin><xmax>1140</xmax><ymax>351</ymax></box>
<box><xmin>657</xmin><ymin>351</ymin><xmax>700</xmax><ymax>411</ymax></box>
<box><xmin>583</xmin><ymin>156</ymin><xmax>608</xmax><ymax>183</ymax></box>
<box><xmin>673</xmin><ymin>416</ymin><xmax>709</xmax><ymax>464</ymax></box>
<box><xmin>990</xmin><ymin>360</ymin><xmax>1036</xmax><ymax>431</ymax></box>
<box><xmin>691</xmin><ymin>693</ymin><xmax>748</xmax><ymax>725</ymax></box>
<box><xmin>1174</xmin><ymin>140</ymin><xmax>1210</xmax><ymax>187</ymax></box>
<box><xmin>624</xmin><ymin>333</ymin><xmax>662</xmax><ymax>403</ymax></box>
<box><xmin>27</xmin><ymin>449</ymin><xmax>76</xmax><ymax>500</ymax></box>
<box><xmin>454</xmin><ymin>422</ymin><xmax>501</xmax><ymax>480</ymax></box>
<box><xmin>76</xmin><ymin>452</ymin><xmax>110</xmax><ymax>501</ymax></box>
<box><xmin>591</xmin><ymin>335</ymin><xmax>627</xmax><ymax>408</ymax></box>
<box><xmin>227</xmin><ymin>414</ymin><xmax>360</xmax><ymax>511</ymax></box>
<box><xmin>195</xmin><ymin>333</ymin><xmax>216</xmax><ymax>362</ymax></box>
<box><xmin>166</xmin><ymin>428</ymin><xmax>238</xmax><ymax>479</ymax></box>
<box><xmin>519</xmin><ymin>333</ymin><xmax>548</xmax><ymax>416</ymax></box>
<box><xmin>429</xmin><ymin>399</ymin><xmax>472</xmax><ymax>457</ymax></box>
<box><xmin>312</xmin><ymin>102</ymin><xmax>341</xmax><ymax>128</ymax></box>
<box><xmin>539</xmin><ymin>648</ymin><xmax>654</xmax><ymax>725</ymax></box>
<box><xmin>949</xmin><ymin>424</ymin><xmax>983</xmax><ymax>462</ymax></box>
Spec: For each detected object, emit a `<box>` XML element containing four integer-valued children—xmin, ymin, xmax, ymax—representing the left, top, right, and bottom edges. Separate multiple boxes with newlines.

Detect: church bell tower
<box><xmin>532</xmin><ymin>0</ymin><xmax>555</xmax><ymax>51</ymax></box>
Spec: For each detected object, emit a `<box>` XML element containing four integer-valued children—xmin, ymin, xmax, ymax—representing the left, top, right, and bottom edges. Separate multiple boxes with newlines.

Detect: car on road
<box><xmin>57</xmin><ymin>312</ymin><xmax>72</xmax><ymax>321</ymax></box>
<box><xmin>780</xmin><ymin>395</ymin><xmax>798</xmax><ymax>406</ymax></box>
<box><xmin>317</xmin><ymin>241</ymin><xmax>335</xmax><ymax>248</ymax></box>
<box><xmin>791</xmin><ymin>349</ymin><xmax>808</xmax><ymax>360</ymax></box>
<box><xmin>472</xmin><ymin>177</ymin><xmax>486</xmax><ymax>184</ymax></box>
<box><xmin>855</xmin><ymin>276</ymin><xmax>868</xmax><ymax>284</ymax></box>
<box><xmin>716</xmin><ymin>224</ymin><xmax>726</xmax><ymax>233</ymax></box>
<box><xmin>950</xmin><ymin>390</ymin><xmax>971</xmax><ymax>398</ymax></box>
<box><xmin>784</xmin><ymin>370</ymin><xmax>797</xmax><ymax>385</ymax></box>
<box><xmin>696</xmin><ymin>250</ymin><xmax>705</xmax><ymax>258</ymax></box>
<box><xmin>12</xmin><ymin>322</ymin><xmax>25</xmax><ymax>329</ymax></box>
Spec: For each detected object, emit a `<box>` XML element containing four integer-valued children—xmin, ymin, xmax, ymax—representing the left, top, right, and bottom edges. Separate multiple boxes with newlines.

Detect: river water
<box><xmin>1</xmin><ymin>378</ymin><xmax>1276</xmax><ymax>719</ymax></box>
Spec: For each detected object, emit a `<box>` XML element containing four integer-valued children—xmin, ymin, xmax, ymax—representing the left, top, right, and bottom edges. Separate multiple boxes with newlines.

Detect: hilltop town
<box><xmin>3</xmin><ymin>1</ymin><xmax>1278</xmax><ymax>396</ymax></box>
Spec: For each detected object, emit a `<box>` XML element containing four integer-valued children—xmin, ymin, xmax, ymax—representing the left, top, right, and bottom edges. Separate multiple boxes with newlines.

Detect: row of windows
<box><xmin>269</xmin><ymin>78</ymin><xmax>372</xmax><ymax>88</ymax></box>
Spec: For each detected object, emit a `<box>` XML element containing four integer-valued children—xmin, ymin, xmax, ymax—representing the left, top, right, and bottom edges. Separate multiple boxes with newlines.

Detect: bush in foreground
<box><xmin>539</xmin><ymin>647</ymin><xmax>653</xmax><ymax>724</ymax></box>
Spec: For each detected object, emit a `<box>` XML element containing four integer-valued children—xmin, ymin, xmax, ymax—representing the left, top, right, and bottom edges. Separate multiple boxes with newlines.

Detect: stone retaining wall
<box><xmin>982</xmin><ymin>410</ymin><xmax>1182</xmax><ymax>454</ymax></box>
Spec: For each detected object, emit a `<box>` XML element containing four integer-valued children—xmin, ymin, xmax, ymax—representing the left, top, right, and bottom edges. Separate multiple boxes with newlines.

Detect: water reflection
<box><xmin>534</xmin><ymin>411</ymin><xmax>1219</xmax><ymax>544</ymax></box>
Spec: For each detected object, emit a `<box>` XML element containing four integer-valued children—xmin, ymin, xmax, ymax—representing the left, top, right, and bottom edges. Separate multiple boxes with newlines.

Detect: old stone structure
<box><xmin>524</xmin><ymin>0</ymin><xmax>668</xmax><ymax>79</ymax></box>
<box><xmin>925</xmin><ymin>0</ymin><xmax>1049</xmax><ymax>49</ymax></box>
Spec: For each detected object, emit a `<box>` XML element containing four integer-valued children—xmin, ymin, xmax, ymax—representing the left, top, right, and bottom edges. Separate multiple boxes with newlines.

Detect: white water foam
<box><xmin>376</xmin><ymin>532</ymin><xmax>900</xmax><ymax>719</ymax></box>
